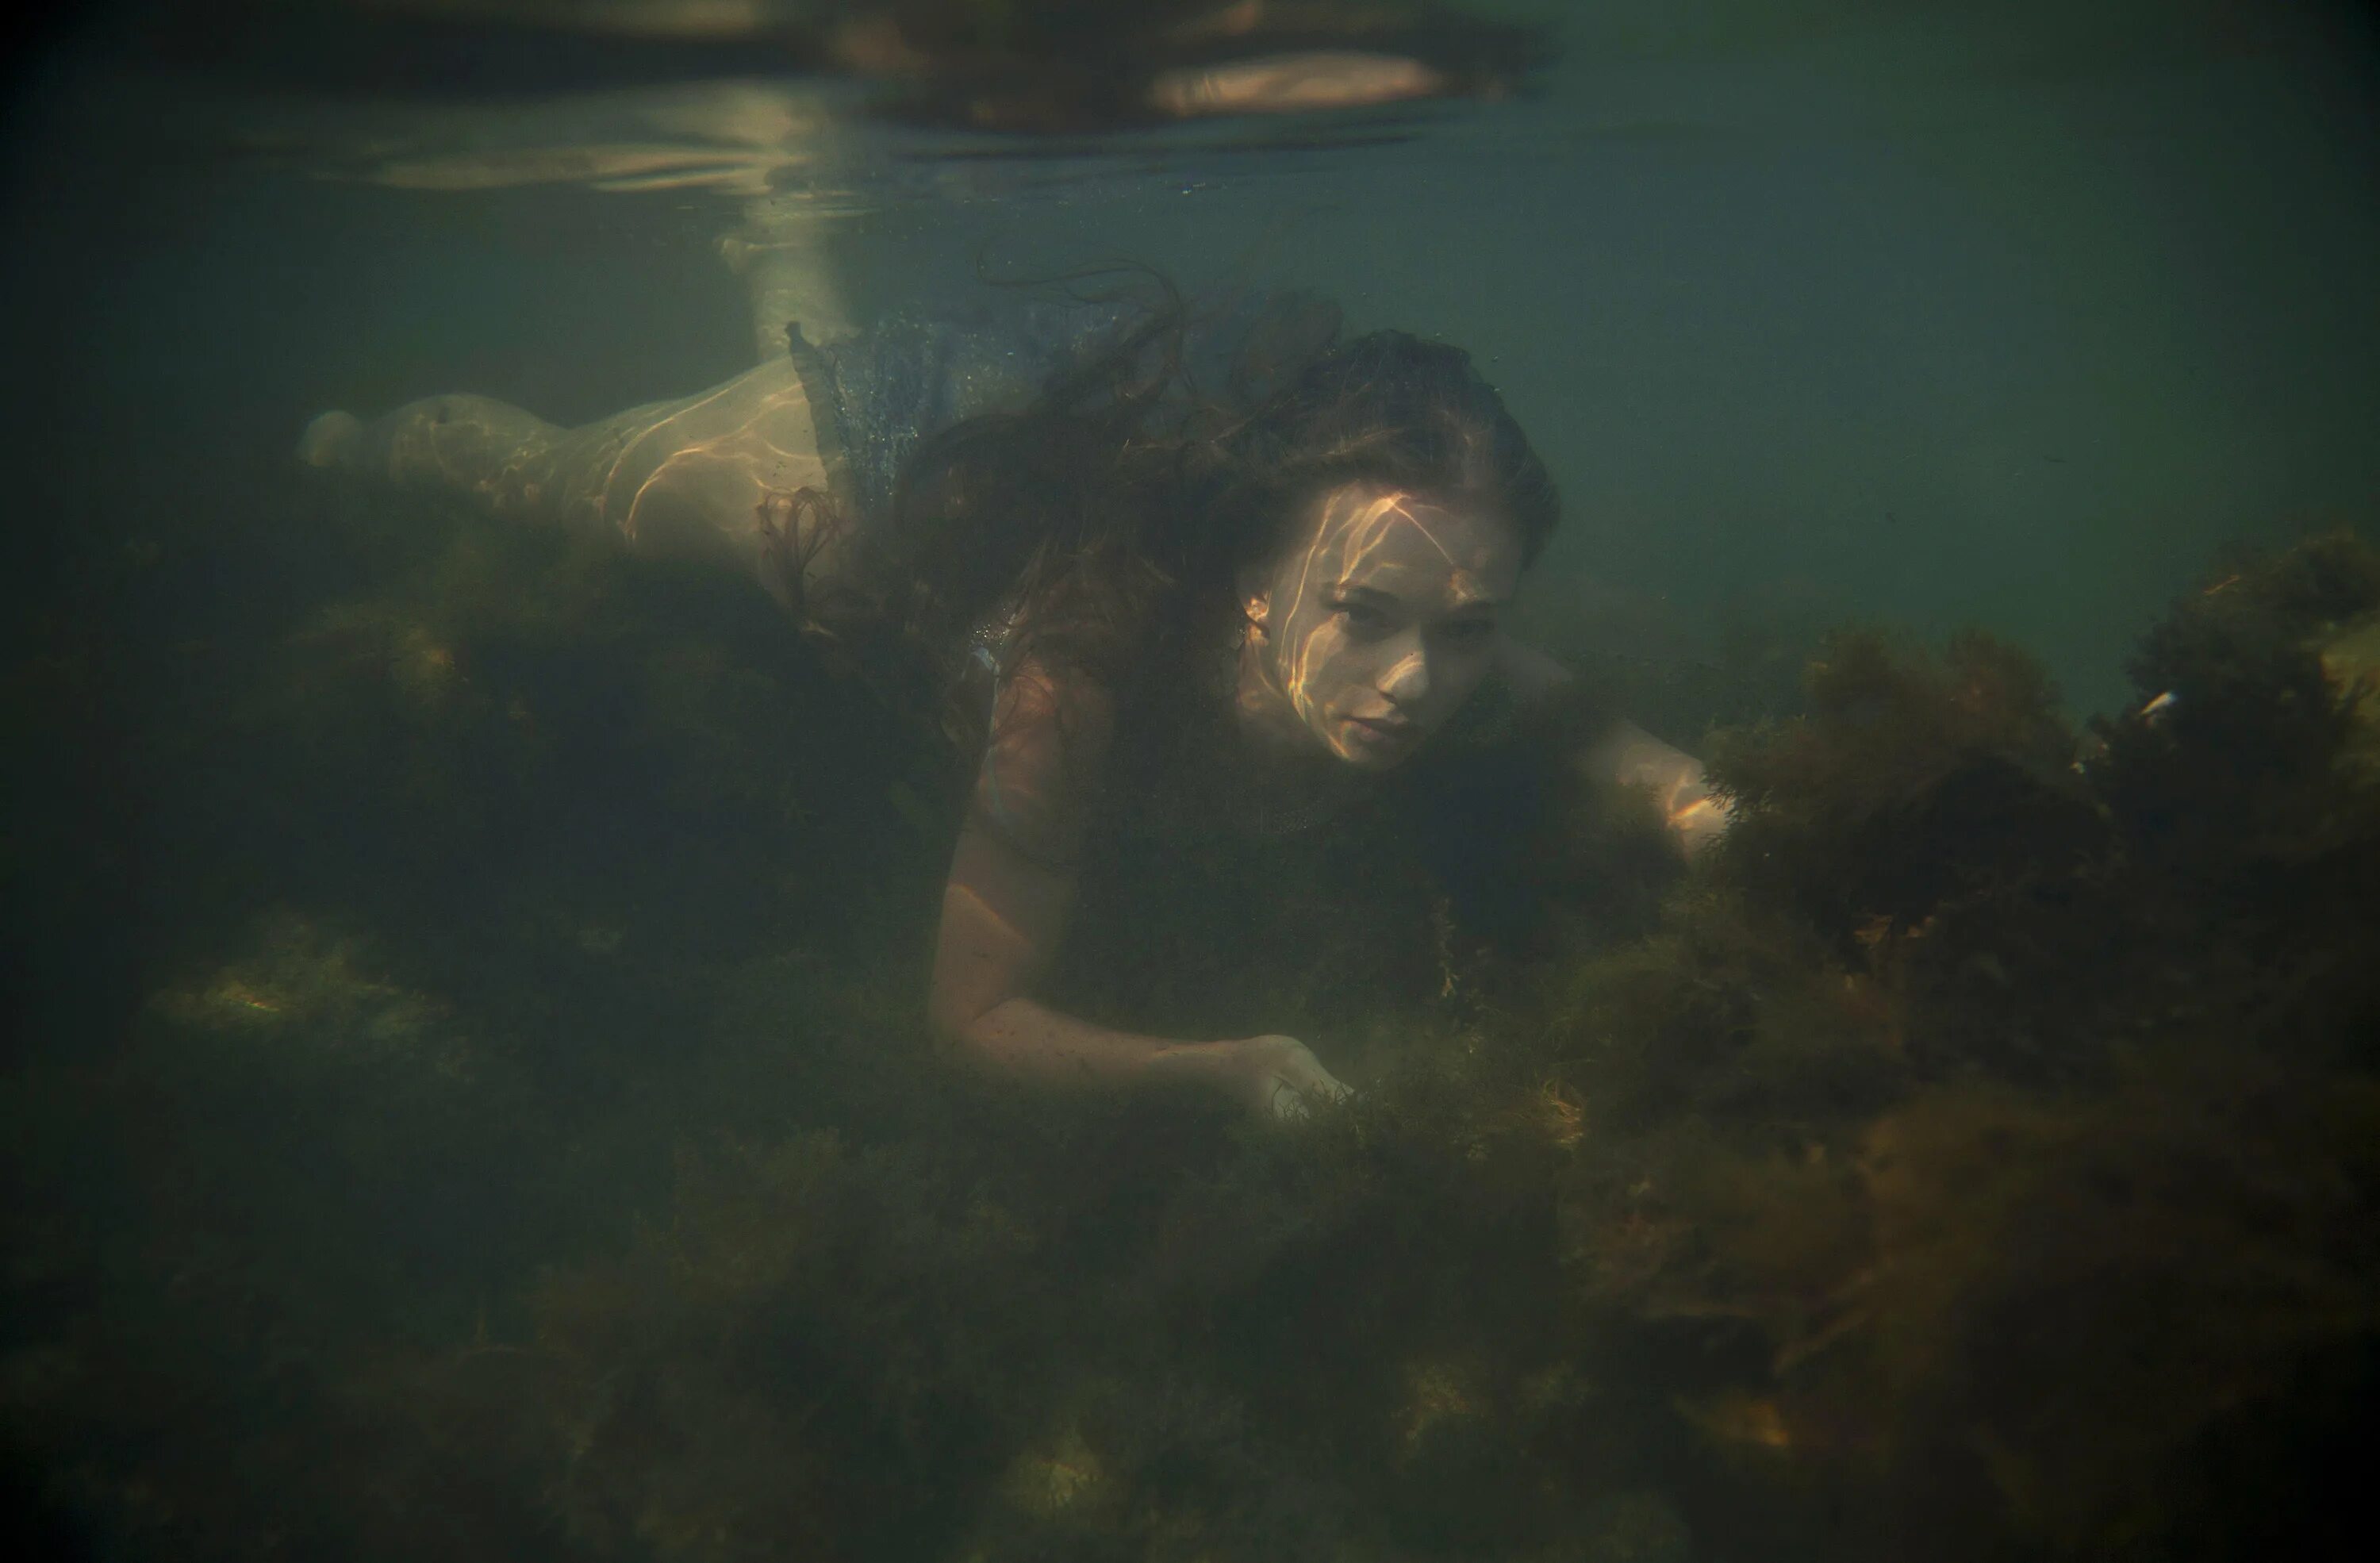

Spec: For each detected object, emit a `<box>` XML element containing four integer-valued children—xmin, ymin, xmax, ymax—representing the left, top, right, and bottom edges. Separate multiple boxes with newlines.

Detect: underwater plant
<box><xmin>8</xmin><ymin>451</ymin><xmax>2378</xmax><ymax>1563</ymax></box>
<box><xmin>1540</xmin><ymin>532</ymin><xmax>2380</xmax><ymax>1561</ymax></box>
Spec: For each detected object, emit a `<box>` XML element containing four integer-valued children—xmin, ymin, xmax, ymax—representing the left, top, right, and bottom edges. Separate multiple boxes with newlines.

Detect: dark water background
<box><xmin>6</xmin><ymin>4</ymin><xmax>2380</xmax><ymax>1561</ymax></box>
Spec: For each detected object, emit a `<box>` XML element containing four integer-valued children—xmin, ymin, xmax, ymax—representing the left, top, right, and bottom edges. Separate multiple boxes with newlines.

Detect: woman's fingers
<box><xmin>1244</xmin><ymin>1035</ymin><xmax>1353</xmax><ymax>1120</ymax></box>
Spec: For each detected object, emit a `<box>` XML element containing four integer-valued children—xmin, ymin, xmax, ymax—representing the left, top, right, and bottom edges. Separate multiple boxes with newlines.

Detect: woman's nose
<box><xmin>1378</xmin><ymin>636</ymin><xmax>1431</xmax><ymax>705</ymax></box>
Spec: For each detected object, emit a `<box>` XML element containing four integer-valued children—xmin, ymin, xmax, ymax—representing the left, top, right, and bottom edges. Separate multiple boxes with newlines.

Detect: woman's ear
<box><xmin>1234</xmin><ymin>559</ymin><xmax>1274</xmax><ymax>637</ymax></box>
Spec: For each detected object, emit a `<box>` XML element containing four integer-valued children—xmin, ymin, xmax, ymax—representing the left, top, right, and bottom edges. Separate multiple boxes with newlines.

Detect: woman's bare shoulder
<box><xmin>1494</xmin><ymin>636</ymin><xmax>1577</xmax><ymax>705</ymax></box>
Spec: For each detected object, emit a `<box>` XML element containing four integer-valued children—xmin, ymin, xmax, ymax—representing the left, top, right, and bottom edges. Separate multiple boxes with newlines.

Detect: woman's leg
<box><xmin>298</xmin><ymin>183</ymin><xmax>864</xmax><ymax>584</ymax></box>
<box><xmin>720</xmin><ymin>194</ymin><xmax>862</xmax><ymax>362</ymax></box>
<box><xmin>298</xmin><ymin>359</ymin><xmax>846</xmax><ymax>588</ymax></box>
<box><xmin>296</xmin><ymin>393</ymin><xmax>570</xmax><ymax>516</ymax></box>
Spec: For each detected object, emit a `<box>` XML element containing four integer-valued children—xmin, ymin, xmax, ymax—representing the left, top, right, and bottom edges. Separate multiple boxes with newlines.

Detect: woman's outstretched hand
<box><xmin>1225</xmin><ymin>1035</ymin><xmax>1354</xmax><ymax>1121</ymax></box>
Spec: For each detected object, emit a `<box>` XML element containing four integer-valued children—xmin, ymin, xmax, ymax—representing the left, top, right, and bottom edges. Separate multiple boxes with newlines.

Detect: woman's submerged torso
<box><xmin>874</xmin><ymin>293</ymin><xmax>1683</xmax><ymax>1041</ymax></box>
<box><xmin>1029</xmin><ymin>655</ymin><xmax>1670</xmax><ymax>1045</ymax></box>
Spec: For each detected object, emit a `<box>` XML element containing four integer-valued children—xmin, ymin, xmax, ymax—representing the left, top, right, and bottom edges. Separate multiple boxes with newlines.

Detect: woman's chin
<box><xmin>1334</xmin><ymin>720</ymin><xmax>1421</xmax><ymax>769</ymax></box>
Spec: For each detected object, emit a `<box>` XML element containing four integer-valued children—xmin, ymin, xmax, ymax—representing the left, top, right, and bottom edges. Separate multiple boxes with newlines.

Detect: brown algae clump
<box><xmin>1544</xmin><ymin>532</ymin><xmax>2380</xmax><ymax>1560</ymax></box>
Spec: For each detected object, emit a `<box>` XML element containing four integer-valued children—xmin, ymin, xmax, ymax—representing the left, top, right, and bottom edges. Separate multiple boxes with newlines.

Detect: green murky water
<box><xmin>4</xmin><ymin>5</ymin><xmax>2378</xmax><ymax>1559</ymax></box>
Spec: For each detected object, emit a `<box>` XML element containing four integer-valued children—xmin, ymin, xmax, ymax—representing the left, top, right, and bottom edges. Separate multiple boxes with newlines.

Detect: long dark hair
<box><xmin>873</xmin><ymin>286</ymin><xmax>1560</xmax><ymax>741</ymax></box>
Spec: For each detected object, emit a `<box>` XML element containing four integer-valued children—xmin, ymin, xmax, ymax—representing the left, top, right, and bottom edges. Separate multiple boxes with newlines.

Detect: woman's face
<box><xmin>1243</xmin><ymin>479</ymin><xmax>1526</xmax><ymax>770</ymax></box>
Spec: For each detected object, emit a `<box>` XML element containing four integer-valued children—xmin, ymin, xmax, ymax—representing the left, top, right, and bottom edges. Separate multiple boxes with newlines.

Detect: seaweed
<box><xmin>1540</xmin><ymin>531</ymin><xmax>2380</xmax><ymax>1560</ymax></box>
<box><xmin>8</xmin><ymin>479</ymin><xmax>2380</xmax><ymax>1563</ymax></box>
<box><xmin>1706</xmin><ymin>627</ymin><xmax>2105</xmax><ymax>959</ymax></box>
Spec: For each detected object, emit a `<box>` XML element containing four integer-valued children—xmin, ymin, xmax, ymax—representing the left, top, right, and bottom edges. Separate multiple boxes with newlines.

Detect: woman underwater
<box><xmin>301</xmin><ymin>290</ymin><xmax>1726</xmax><ymax>1119</ymax></box>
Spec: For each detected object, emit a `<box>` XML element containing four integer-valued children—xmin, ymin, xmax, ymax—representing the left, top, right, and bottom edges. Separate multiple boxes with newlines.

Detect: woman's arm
<box><xmin>927</xmin><ymin>659</ymin><xmax>1345</xmax><ymax>1112</ymax></box>
<box><xmin>1495</xmin><ymin>636</ymin><xmax>1732</xmax><ymax>854</ymax></box>
<box><xmin>932</xmin><ymin>820</ymin><xmax>1238</xmax><ymax>1092</ymax></box>
<box><xmin>929</xmin><ymin>657</ymin><xmax>1200</xmax><ymax>1084</ymax></box>
<box><xmin>1579</xmin><ymin>716</ymin><xmax>1732</xmax><ymax>854</ymax></box>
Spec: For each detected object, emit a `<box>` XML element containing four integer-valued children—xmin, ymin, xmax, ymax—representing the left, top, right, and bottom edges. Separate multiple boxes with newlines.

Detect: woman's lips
<box><xmin>1345</xmin><ymin>714</ymin><xmax>1414</xmax><ymax>743</ymax></box>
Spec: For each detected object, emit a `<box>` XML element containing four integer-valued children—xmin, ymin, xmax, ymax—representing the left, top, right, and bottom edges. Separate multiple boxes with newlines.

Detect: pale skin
<box><xmin>928</xmin><ymin>481</ymin><xmax>1727</xmax><ymax>1122</ymax></box>
<box><xmin>300</xmin><ymin>381</ymin><xmax>1724</xmax><ymax>1120</ymax></box>
<box><xmin>298</xmin><ymin>356</ymin><xmax>857</xmax><ymax>593</ymax></box>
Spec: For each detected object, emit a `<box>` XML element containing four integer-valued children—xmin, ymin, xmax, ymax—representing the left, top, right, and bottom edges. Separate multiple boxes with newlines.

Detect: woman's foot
<box><xmin>295</xmin><ymin>409</ymin><xmax>364</xmax><ymax>469</ymax></box>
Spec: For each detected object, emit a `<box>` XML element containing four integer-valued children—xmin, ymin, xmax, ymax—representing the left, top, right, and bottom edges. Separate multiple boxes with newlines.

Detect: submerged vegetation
<box><xmin>5</xmin><ymin>473</ymin><xmax>2378</xmax><ymax>1561</ymax></box>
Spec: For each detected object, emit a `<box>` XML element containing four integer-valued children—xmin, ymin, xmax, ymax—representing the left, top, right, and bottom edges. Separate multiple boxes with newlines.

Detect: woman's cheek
<box><xmin>1430</xmin><ymin>647</ymin><xmax>1496</xmax><ymax>719</ymax></box>
<box><xmin>1288</xmin><ymin>628</ymin><xmax>1358</xmax><ymax>712</ymax></box>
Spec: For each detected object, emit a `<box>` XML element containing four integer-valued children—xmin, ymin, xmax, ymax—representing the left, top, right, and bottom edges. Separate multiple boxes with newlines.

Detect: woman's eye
<box><xmin>1441</xmin><ymin>618</ymin><xmax>1496</xmax><ymax>646</ymax></box>
<box><xmin>1335</xmin><ymin>601</ymin><xmax>1392</xmax><ymax>634</ymax></box>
